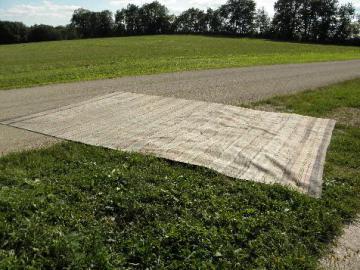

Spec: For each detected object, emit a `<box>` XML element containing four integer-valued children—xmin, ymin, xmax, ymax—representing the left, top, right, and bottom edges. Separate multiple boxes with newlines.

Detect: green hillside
<box><xmin>1</xmin><ymin>35</ymin><xmax>360</xmax><ymax>90</ymax></box>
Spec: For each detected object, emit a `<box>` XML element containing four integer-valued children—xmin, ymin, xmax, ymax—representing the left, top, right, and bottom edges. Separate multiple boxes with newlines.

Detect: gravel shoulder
<box><xmin>320</xmin><ymin>218</ymin><xmax>360</xmax><ymax>270</ymax></box>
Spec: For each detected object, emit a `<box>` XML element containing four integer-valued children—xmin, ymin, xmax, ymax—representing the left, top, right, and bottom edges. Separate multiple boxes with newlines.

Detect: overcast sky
<box><xmin>0</xmin><ymin>0</ymin><xmax>359</xmax><ymax>26</ymax></box>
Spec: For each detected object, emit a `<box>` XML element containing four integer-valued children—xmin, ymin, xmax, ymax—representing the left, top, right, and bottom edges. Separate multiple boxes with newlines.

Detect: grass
<box><xmin>0</xmin><ymin>79</ymin><xmax>359</xmax><ymax>269</ymax></box>
<box><xmin>1</xmin><ymin>35</ymin><xmax>360</xmax><ymax>90</ymax></box>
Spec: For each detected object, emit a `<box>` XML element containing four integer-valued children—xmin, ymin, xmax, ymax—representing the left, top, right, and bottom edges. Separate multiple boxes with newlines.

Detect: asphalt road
<box><xmin>1</xmin><ymin>60</ymin><xmax>360</xmax><ymax>156</ymax></box>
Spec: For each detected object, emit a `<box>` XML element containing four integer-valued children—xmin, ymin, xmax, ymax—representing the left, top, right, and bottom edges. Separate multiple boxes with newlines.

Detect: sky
<box><xmin>0</xmin><ymin>0</ymin><xmax>359</xmax><ymax>26</ymax></box>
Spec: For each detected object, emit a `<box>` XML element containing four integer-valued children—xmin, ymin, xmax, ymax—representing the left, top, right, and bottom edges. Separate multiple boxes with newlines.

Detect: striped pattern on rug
<box><xmin>3</xmin><ymin>91</ymin><xmax>336</xmax><ymax>197</ymax></box>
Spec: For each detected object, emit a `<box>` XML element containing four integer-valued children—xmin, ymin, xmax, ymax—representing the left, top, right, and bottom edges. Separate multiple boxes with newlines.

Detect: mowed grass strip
<box><xmin>0</xmin><ymin>79</ymin><xmax>359</xmax><ymax>269</ymax></box>
<box><xmin>1</xmin><ymin>35</ymin><xmax>360</xmax><ymax>90</ymax></box>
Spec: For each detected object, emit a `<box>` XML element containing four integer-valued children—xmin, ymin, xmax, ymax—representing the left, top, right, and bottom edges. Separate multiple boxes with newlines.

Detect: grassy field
<box><xmin>0</xmin><ymin>79</ymin><xmax>359</xmax><ymax>269</ymax></box>
<box><xmin>1</xmin><ymin>35</ymin><xmax>360</xmax><ymax>90</ymax></box>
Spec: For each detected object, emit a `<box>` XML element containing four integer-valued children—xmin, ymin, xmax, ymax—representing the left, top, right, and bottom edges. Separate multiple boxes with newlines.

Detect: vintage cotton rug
<box><xmin>3</xmin><ymin>91</ymin><xmax>336</xmax><ymax>197</ymax></box>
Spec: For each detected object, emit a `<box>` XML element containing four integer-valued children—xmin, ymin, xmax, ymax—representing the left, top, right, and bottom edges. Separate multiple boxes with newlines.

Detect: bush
<box><xmin>28</xmin><ymin>24</ymin><xmax>62</xmax><ymax>42</ymax></box>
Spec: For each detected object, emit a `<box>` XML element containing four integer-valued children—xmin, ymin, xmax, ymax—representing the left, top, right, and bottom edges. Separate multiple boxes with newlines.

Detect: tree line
<box><xmin>1</xmin><ymin>0</ymin><xmax>359</xmax><ymax>44</ymax></box>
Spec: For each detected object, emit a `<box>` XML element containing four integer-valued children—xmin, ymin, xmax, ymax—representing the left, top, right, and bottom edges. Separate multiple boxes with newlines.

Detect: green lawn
<box><xmin>1</xmin><ymin>79</ymin><xmax>359</xmax><ymax>269</ymax></box>
<box><xmin>1</xmin><ymin>35</ymin><xmax>360</xmax><ymax>90</ymax></box>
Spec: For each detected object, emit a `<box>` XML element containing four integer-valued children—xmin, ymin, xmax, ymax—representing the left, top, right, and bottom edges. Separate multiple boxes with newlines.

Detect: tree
<box><xmin>0</xmin><ymin>21</ymin><xmax>28</xmax><ymax>44</ymax></box>
<box><xmin>61</xmin><ymin>25</ymin><xmax>79</xmax><ymax>40</ymax></box>
<box><xmin>254</xmin><ymin>7</ymin><xmax>271</xmax><ymax>37</ymax></box>
<box><xmin>311</xmin><ymin>0</ymin><xmax>338</xmax><ymax>41</ymax></box>
<box><xmin>355</xmin><ymin>14</ymin><xmax>360</xmax><ymax>37</ymax></box>
<box><xmin>4</xmin><ymin>0</ymin><xmax>359</xmax><ymax>44</ymax></box>
<box><xmin>175</xmin><ymin>8</ymin><xmax>207</xmax><ymax>33</ymax></box>
<box><xmin>28</xmin><ymin>24</ymin><xmax>62</xmax><ymax>42</ymax></box>
<box><xmin>71</xmin><ymin>9</ymin><xmax>114</xmax><ymax>38</ymax></box>
<box><xmin>298</xmin><ymin>0</ymin><xmax>313</xmax><ymax>41</ymax></box>
<box><xmin>96</xmin><ymin>10</ymin><xmax>114</xmax><ymax>37</ymax></box>
<box><xmin>123</xmin><ymin>4</ymin><xmax>142</xmax><ymax>34</ymax></box>
<box><xmin>206</xmin><ymin>8</ymin><xmax>223</xmax><ymax>33</ymax></box>
<box><xmin>71</xmin><ymin>8</ymin><xmax>93</xmax><ymax>38</ymax></box>
<box><xmin>115</xmin><ymin>9</ymin><xmax>126</xmax><ymax>35</ymax></box>
<box><xmin>334</xmin><ymin>3</ymin><xmax>355</xmax><ymax>41</ymax></box>
<box><xmin>272</xmin><ymin>0</ymin><xmax>339</xmax><ymax>42</ymax></box>
<box><xmin>272</xmin><ymin>0</ymin><xmax>303</xmax><ymax>40</ymax></box>
<box><xmin>139</xmin><ymin>2</ymin><xmax>171</xmax><ymax>34</ymax></box>
<box><xmin>220</xmin><ymin>0</ymin><xmax>256</xmax><ymax>35</ymax></box>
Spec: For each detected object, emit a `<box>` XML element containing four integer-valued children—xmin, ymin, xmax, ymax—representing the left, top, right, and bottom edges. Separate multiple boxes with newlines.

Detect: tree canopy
<box><xmin>1</xmin><ymin>0</ymin><xmax>359</xmax><ymax>45</ymax></box>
